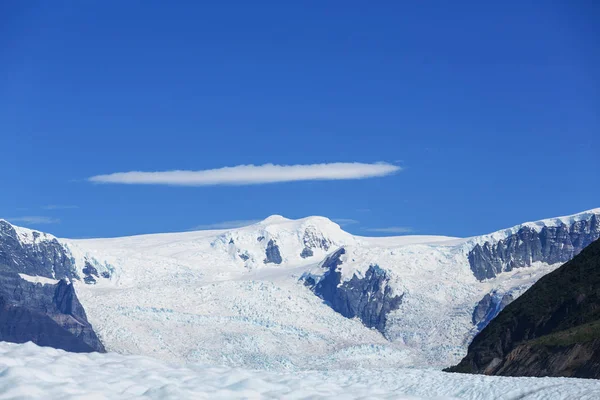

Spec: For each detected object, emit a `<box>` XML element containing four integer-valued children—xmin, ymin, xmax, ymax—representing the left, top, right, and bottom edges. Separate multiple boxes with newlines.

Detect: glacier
<box><xmin>60</xmin><ymin>209</ymin><xmax>600</xmax><ymax>369</ymax></box>
<box><xmin>1</xmin><ymin>209</ymin><xmax>599</xmax><ymax>371</ymax></box>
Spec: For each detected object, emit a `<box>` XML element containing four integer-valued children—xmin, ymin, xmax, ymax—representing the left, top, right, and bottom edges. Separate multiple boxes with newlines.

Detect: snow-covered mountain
<box><xmin>1</xmin><ymin>209</ymin><xmax>599</xmax><ymax>369</ymax></box>
<box><xmin>0</xmin><ymin>219</ymin><xmax>114</xmax><ymax>283</ymax></box>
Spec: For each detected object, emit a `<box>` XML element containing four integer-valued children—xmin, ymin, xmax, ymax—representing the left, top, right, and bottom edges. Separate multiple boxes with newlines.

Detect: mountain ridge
<box><xmin>5</xmin><ymin>207</ymin><xmax>599</xmax><ymax>245</ymax></box>
<box><xmin>0</xmin><ymin>208</ymin><xmax>598</xmax><ymax>369</ymax></box>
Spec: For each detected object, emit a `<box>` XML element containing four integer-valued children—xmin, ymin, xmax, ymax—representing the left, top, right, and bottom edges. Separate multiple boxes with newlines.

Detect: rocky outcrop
<box><xmin>0</xmin><ymin>220</ymin><xmax>77</xmax><ymax>280</ymax></box>
<box><xmin>0</xmin><ymin>221</ymin><xmax>112</xmax><ymax>284</ymax></box>
<box><xmin>0</xmin><ymin>271</ymin><xmax>105</xmax><ymax>353</ymax></box>
<box><xmin>300</xmin><ymin>227</ymin><xmax>331</xmax><ymax>258</ymax></box>
<box><xmin>472</xmin><ymin>291</ymin><xmax>514</xmax><ymax>331</ymax></box>
<box><xmin>81</xmin><ymin>260</ymin><xmax>108</xmax><ymax>284</ymax></box>
<box><xmin>305</xmin><ymin>248</ymin><xmax>403</xmax><ymax>334</ymax></box>
<box><xmin>300</xmin><ymin>247</ymin><xmax>313</xmax><ymax>258</ymax></box>
<box><xmin>263</xmin><ymin>239</ymin><xmax>282</xmax><ymax>264</ymax></box>
<box><xmin>468</xmin><ymin>215</ymin><xmax>600</xmax><ymax>280</ymax></box>
<box><xmin>448</xmin><ymin>238</ymin><xmax>600</xmax><ymax>378</ymax></box>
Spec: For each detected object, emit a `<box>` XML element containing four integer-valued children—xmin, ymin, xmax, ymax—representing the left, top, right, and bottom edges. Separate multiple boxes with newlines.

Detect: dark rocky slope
<box><xmin>448</xmin><ymin>238</ymin><xmax>600</xmax><ymax>378</ymax></box>
<box><xmin>0</xmin><ymin>220</ymin><xmax>112</xmax><ymax>285</ymax></box>
<box><xmin>303</xmin><ymin>248</ymin><xmax>404</xmax><ymax>334</ymax></box>
<box><xmin>263</xmin><ymin>239</ymin><xmax>283</xmax><ymax>264</ymax></box>
<box><xmin>0</xmin><ymin>271</ymin><xmax>105</xmax><ymax>353</ymax></box>
<box><xmin>468</xmin><ymin>214</ymin><xmax>600</xmax><ymax>280</ymax></box>
<box><xmin>0</xmin><ymin>220</ymin><xmax>78</xmax><ymax>280</ymax></box>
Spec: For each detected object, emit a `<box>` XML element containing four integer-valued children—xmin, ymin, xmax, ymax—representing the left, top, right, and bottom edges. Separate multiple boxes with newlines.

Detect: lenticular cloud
<box><xmin>88</xmin><ymin>162</ymin><xmax>401</xmax><ymax>186</ymax></box>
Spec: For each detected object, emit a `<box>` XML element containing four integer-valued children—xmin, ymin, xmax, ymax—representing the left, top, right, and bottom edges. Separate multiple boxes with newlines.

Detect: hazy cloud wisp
<box><xmin>88</xmin><ymin>163</ymin><xmax>401</xmax><ymax>186</ymax></box>
<box><xmin>5</xmin><ymin>216</ymin><xmax>60</xmax><ymax>224</ymax></box>
<box><xmin>190</xmin><ymin>219</ymin><xmax>261</xmax><ymax>230</ymax></box>
<box><xmin>43</xmin><ymin>205</ymin><xmax>79</xmax><ymax>210</ymax></box>
<box><xmin>332</xmin><ymin>218</ymin><xmax>359</xmax><ymax>227</ymax></box>
<box><xmin>365</xmin><ymin>226</ymin><xmax>413</xmax><ymax>234</ymax></box>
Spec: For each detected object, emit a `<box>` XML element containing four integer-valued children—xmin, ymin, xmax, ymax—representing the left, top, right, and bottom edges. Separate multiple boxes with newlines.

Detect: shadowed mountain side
<box><xmin>447</xmin><ymin>239</ymin><xmax>600</xmax><ymax>378</ymax></box>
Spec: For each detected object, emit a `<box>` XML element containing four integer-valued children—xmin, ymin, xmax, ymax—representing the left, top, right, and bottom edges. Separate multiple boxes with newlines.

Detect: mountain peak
<box><xmin>0</xmin><ymin>219</ymin><xmax>55</xmax><ymax>245</ymax></box>
<box><xmin>260</xmin><ymin>215</ymin><xmax>292</xmax><ymax>224</ymax></box>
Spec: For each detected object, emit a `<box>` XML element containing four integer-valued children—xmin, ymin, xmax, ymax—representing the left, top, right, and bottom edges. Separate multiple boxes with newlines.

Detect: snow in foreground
<box><xmin>1</xmin><ymin>343</ymin><xmax>600</xmax><ymax>400</ymax></box>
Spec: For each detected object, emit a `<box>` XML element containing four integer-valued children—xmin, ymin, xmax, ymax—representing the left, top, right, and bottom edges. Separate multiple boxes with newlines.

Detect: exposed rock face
<box><xmin>448</xmin><ymin>238</ymin><xmax>600</xmax><ymax>378</ymax></box>
<box><xmin>472</xmin><ymin>291</ymin><xmax>514</xmax><ymax>331</ymax></box>
<box><xmin>0</xmin><ymin>271</ymin><xmax>105</xmax><ymax>353</ymax></box>
<box><xmin>305</xmin><ymin>248</ymin><xmax>403</xmax><ymax>334</ymax></box>
<box><xmin>300</xmin><ymin>227</ymin><xmax>331</xmax><ymax>258</ymax></box>
<box><xmin>264</xmin><ymin>239</ymin><xmax>282</xmax><ymax>264</ymax></box>
<box><xmin>82</xmin><ymin>261</ymin><xmax>99</xmax><ymax>284</ymax></box>
<box><xmin>468</xmin><ymin>215</ymin><xmax>600</xmax><ymax>280</ymax></box>
<box><xmin>300</xmin><ymin>247</ymin><xmax>313</xmax><ymax>258</ymax></box>
<box><xmin>0</xmin><ymin>221</ymin><xmax>77</xmax><ymax>280</ymax></box>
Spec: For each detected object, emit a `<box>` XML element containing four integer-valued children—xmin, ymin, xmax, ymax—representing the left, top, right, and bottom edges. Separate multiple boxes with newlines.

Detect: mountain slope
<box><xmin>1</xmin><ymin>209</ymin><xmax>599</xmax><ymax>369</ymax></box>
<box><xmin>0</xmin><ymin>271</ymin><xmax>105</xmax><ymax>353</ymax></box>
<box><xmin>67</xmin><ymin>209</ymin><xmax>599</xmax><ymax>368</ymax></box>
<box><xmin>0</xmin><ymin>220</ymin><xmax>114</xmax><ymax>284</ymax></box>
<box><xmin>447</xmin><ymin>238</ymin><xmax>600</xmax><ymax>378</ymax></box>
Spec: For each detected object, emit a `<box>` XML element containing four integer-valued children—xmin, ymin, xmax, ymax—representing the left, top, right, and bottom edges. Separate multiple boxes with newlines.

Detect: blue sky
<box><xmin>1</xmin><ymin>1</ymin><xmax>598</xmax><ymax>238</ymax></box>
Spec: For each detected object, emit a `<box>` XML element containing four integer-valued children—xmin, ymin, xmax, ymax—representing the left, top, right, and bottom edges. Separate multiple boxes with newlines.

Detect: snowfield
<box><xmin>5</xmin><ymin>210</ymin><xmax>598</xmax><ymax>371</ymax></box>
<box><xmin>60</xmin><ymin>213</ymin><xmax>588</xmax><ymax>369</ymax></box>
<box><xmin>2</xmin><ymin>211</ymin><xmax>600</xmax><ymax>398</ymax></box>
<box><xmin>1</xmin><ymin>341</ymin><xmax>600</xmax><ymax>400</ymax></box>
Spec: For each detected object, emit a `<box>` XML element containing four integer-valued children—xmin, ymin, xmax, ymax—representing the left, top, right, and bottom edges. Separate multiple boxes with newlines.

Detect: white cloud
<box><xmin>365</xmin><ymin>226</ymin><xmax>413</xmax><ymax>234</ymax></box>
<box><xmin>332</xmin><ymin>218</ymin><xmax>359</xmax><ymax>227</ymax></box>
<box><xmin>190</xmin><ymin>219</ymin><xmax>261</xmax><ymax>230</ymax></box>
<box><xmin>43</xmin><ymin>205</ymin><xmax>79</xmax><ymax>210</ymax></box>
<box><xmin>88</xmin><ymin>162</ymin><xmax>401</xmax><ymax>186</ymax></box>
<box><xmin>6</xmin><ymin>216</ymin><xmax>60</xmax><ymax>224</ymax></box>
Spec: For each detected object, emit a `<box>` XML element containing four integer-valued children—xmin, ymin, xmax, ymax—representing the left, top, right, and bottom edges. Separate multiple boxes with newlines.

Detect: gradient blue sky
<box><xmin>1</xmin><ymin>1</ymin><xmax>598</xmax><ymax>238</ymax></box>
